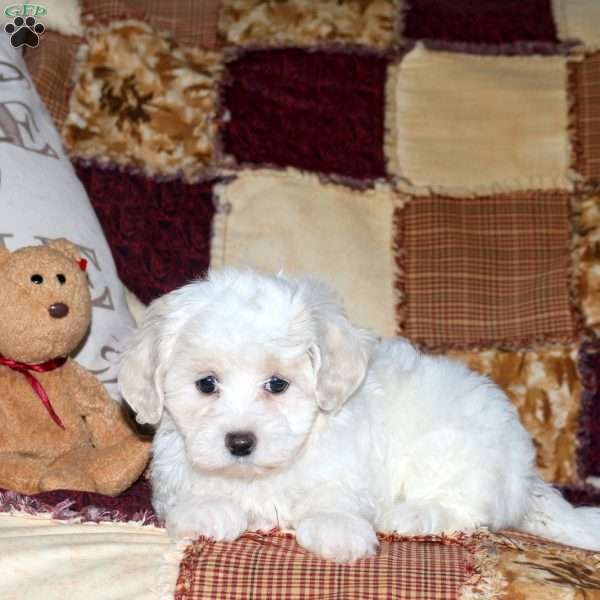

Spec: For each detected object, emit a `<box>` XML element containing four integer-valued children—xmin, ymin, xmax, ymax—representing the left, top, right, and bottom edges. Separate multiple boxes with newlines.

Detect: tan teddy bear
<box><xmin>0</xmin><ymin>239</ymin><xmax>150</xmax><ymax>496</ymax></box>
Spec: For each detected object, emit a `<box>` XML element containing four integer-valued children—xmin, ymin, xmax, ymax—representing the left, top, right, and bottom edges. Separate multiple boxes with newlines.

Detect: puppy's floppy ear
<box><xmin>301</xmin><ymin>280</ymin><xmax>376</xmax><ymax>413</ymax></box>
<box><xmin>119</xmin><ymin>295</ymin><xmax>172</xmax><ymax>425</ymax></box>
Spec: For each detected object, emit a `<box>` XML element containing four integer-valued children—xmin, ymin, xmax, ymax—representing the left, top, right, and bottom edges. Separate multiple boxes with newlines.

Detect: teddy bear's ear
<box><xmin>47</xmin><ymin>238</ymin><xmax>81</xmax><ymax>262</ymax></box>
<box><xmin>0</xmin><ymin>246</ymin><xmax>10</xmax><ymax>266</ymax></box>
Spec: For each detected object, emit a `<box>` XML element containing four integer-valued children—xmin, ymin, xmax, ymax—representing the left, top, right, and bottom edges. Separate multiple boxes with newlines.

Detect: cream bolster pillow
<box><xmin>0</xmin><ymin>36</ymin><xmax>136</xmax><ymax>399</ymax></box>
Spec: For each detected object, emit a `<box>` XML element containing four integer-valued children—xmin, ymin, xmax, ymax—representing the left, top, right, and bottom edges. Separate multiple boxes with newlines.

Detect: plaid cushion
<box><xmin>176</xmin><ymin>532</ymin><xmax>474</xmax><ymax>600</ymax></box>
<box><xmin>396</xmin><ymin>191</ymin><xmax>578</xmax><ymax>350</ymax></box>
<box><xmin>569</xmin><ymin>52</ymin><xmax>600</xmax><ymax>185</ymax></box>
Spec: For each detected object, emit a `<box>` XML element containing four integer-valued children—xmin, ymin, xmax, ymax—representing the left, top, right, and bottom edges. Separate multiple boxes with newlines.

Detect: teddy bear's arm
<box><xmin>60</xmin><ymin>360</ymin><xmax>151</xmax><ymax>496</ymax></box>
<box><xmin>65</xmin><ymin>360</ymin><xmax>141</xmax><ymax>445</ymax></box>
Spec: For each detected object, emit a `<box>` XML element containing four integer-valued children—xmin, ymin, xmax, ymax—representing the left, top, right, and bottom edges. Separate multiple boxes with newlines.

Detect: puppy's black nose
<box><xmin>49</xmin><ymin>303</ymin><xmax>69</xmax><ymax>319</ymax></box>
<box><xmin>225</xmin><ymin>431</ymin><xmax>256</xmax><ymax>457</ymax></box>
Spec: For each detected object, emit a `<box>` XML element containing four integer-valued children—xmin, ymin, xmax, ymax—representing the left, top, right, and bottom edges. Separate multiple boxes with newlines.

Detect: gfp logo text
<box><xmin>3</xmin><ymin>4</ymin><xmax>46</xmax><ymax>18</ymax></box>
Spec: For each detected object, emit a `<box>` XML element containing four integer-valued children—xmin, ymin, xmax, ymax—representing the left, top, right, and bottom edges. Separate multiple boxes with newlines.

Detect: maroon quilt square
<box><xmin>221</xmin><ymin>48</ymin><xmax>387</xmax><ymax>180</ymax></box>
<box><xmin>403</xmin><ymin>0</ymin><xmax>558</xmax><ymax>45</ymax></box>
<box><xmin>75</xmin><ymin>163</ymin><xmax>218</xmax><ymax>305</ymax></box>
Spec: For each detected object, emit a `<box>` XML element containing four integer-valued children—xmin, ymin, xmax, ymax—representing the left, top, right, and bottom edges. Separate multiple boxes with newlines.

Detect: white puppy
<box><xmin>119</xmin><ymin>267</ymin><xmax>600</xmax><ymax>562</ymax></box>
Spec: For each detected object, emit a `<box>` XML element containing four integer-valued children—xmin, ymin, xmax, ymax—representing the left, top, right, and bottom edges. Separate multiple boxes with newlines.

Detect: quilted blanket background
<box><xmin>33</xmin><ymin>0</ymin><xmax>600</xmax><ymax>493</ymax></box>
<box><xmin>5</xmin><ymin>0</ymin><xmax>600</xmax><ymax>598</ymax></box>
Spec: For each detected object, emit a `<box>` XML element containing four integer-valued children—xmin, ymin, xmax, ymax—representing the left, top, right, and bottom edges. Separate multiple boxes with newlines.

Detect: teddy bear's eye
<box><xmin>30</xmin><ymin>274</ymin><xmax>43</xmax><ymax>284</ymax></box>
<box><xmin>57</xmin><ymin>274</ymin><xmax>66</xmax><ymax>284</ymax></box>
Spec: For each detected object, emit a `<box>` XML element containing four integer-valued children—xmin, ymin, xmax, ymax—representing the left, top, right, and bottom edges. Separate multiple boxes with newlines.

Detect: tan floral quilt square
<box><xmin>218</xmin><ymin>0</ymin><xmax>399</xmax><ymax>49</ymax></box>
<box><xmin>63</xmin><ymin>21</ymin><xmax>222</xmax><ymax>181</ymax></box>
<box><xmin>449</xmin><ymin>347</ymin><xmax>582</xmax><ymax>486</ymax></box>
<box><xmin>478</xmin><ymin>530</ymin><xmax>600</xmax><ymax>600</ymax></box>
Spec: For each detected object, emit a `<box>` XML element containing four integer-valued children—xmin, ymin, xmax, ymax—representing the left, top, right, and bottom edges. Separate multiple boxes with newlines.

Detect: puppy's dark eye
<box><xmin>57</xmin><ymin>274</ymin><xmax>66</xmax><ymax>284</ymax></box>
<box><xmin>265</xmin><ymin>376</ymin><xmax>289</xmax><ymax>394</ymax></box>
<box><xmin>31</xmin><ymin>274</ymin><xmax>43</xmax><ymax>284</ymax></box>
<box><xmin>195</xmin><ymin>375</ymin><xmax>218</xmax><ymax>395</ymax></box>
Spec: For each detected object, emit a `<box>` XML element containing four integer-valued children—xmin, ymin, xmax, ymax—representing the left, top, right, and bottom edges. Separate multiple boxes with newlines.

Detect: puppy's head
<box><xmin>118</xmin><ymin>268</ymin><xmax>375</xmax><ymax>478</ymax></box>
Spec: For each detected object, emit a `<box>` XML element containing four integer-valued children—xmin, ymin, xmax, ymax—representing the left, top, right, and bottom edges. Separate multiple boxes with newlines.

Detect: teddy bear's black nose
<box><xmin>225</xmin><ymin>431</ymin><xmax>256</xmax><ymax>457</ymax></box>
<box><xmin>49</xmin><ymin>303</ymin><xmax>69</xmax><ymax>319</ymax></box>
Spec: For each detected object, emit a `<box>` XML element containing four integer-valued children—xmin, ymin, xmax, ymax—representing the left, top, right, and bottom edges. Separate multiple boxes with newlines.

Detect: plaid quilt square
<box><xmin>63</xmin><ymin>21</ymin><xmax>222</xmax><ymax>181</ymax></box>
<box><xmin>449</xmin><ymin>347</ymin><xmax>582</xmax><ymax>485</ymax></box>
<box><xmin>396</xmin><ymin>191</ymin><xmax>578</xmax><ymax>350</ymax></box>
<box><xmin>81</xmin><ymin>0</ymin><xmax>222</xmax><ymax>49</ymax></box>
<box><xmin>220</xmin><ymin>48</ymin><xmax>387</xmax><ymax>180</ymax></box>
<box><xmin>569</xmin><ymin>53</ymin><xmax>600</xmax><ymax>185</ymax></box>
<box><xmin>386</xmin><ymin>45</ymin><xmax>570</xmax><ymax>190</ymax></box>
<box><xmin>402</xmin><ymin>0</ymin><xmax>558</xmax><ymax>44</ymax></box>
<box><xmin>75</xmin><ymin>163</ymin><xmax>218</xmax><ymax>305</ymax></box>
<box><xmin>218</xmin><ymin>0</ymin><xmax>398</xmax><ymax>49</ymax></box>
<box><xmin>22</xmin><ymin>31</ymin><xmax>82</xmax><ymax>131</ymax></box>
<box><xmin>211</xmin><ymin>169</ymin><xmax>398</xmax><ymax>336</ymax></box>
<box><xmin>176</xmin><ymin>532</ymin><xmax>474</xmax><ymax>600</ymax></box>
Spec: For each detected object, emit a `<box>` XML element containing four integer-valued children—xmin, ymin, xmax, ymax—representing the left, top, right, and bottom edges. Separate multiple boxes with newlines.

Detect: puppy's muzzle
<box><xmin>225</xmin><ymin>431</ymin><xmax>257</xmax><ymax>457</ymax></box>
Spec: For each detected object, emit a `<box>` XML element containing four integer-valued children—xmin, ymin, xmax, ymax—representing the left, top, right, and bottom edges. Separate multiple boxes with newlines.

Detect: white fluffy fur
<box><xmin>119</xmin><ymin>268</ymin><xmax>600</xmax><ymax>562</ymax></box>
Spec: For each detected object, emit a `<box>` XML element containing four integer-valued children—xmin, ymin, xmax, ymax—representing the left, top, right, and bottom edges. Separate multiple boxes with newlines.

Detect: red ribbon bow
<box><xmin>0</xmin><ymin>354</ymin><xmax>67</xmax><ymax>429</ymax></box>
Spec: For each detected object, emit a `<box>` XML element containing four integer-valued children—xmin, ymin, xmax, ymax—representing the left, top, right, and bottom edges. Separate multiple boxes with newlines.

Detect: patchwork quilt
<box><xmin>3</xmin><ymin>0</ymin><xmax>600</xmax><ymax>598</ymax></box>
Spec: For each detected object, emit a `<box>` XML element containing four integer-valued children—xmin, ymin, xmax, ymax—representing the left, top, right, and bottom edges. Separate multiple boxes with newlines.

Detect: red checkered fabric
<box><xmin>570</xmin><ymin>52</ymin><xmax>600</xmax><ymax>184</ymax></box>
<box><xmin>396</xmin><ymin>191</ymin><xmax>578</xmax><ymax>350</ymax></box>
<box><xmin>22</xmin><ymin>31</ymin><xmax>82</xmax><ymax>130</ymax></box>
<box><xmin>175</xmin><ymin>532</ymin><xmax>474</xmax><ymax>600</ymax></box>
<box><xmin>81</xmin><ymin>0</ymin><xmax>221</xmax><ymax>48</ymax></box>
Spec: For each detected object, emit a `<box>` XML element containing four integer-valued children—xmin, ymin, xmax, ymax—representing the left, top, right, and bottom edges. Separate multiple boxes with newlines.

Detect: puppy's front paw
<box><xmin>166</xmin><ymin>499</ymin><xmax>248</xmax><ymax>541</ymax></box>
<box><xmin>296</xmin><ymin>512</ymin><xmax>378</xmax><ymax>563</ymax></box>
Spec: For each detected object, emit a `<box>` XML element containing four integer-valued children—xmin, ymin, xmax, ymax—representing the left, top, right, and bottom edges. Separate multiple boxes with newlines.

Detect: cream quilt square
<box><xmin>553</xmin><ymin>0</ymin><xmax>600</xmax><ymax>48</ymax></box>
<box><xmin>212</xmin><ymin>170</ymin><xmax>398</xmax><ymax>336</ymax></box>
<box><xmin>386</xmin><ymin>45</ymin><xmax>570</xmax><ymax>191</ymax></box>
